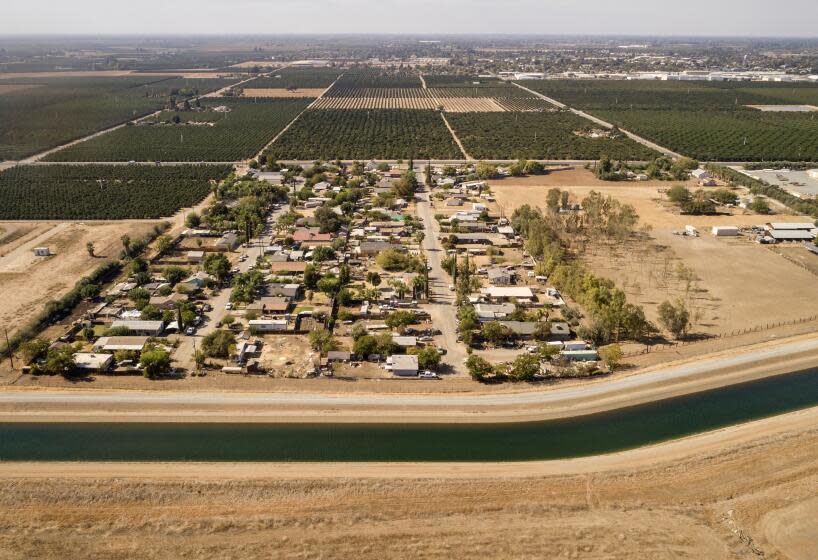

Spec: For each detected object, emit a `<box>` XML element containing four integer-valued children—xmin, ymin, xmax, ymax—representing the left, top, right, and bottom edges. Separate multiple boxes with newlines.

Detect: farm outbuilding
<box><xmin>711</xmin><ymin>226</ymin><xmax>739</xmax><ymax>237</ymax></box>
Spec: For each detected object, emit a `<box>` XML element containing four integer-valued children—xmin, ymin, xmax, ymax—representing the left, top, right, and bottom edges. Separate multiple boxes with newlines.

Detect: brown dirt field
<box><xmin>312</xmin><ymin>96</ymin><xmax>506</xmax><ymax>112</ymax></box>
<box><xmin>1</xmin><ymin>418</ymin><xmax>816</xmax><ymax>559</ymax></box>
<box><xmin>490</xmin><ymin>168</ymin><xmax>818</xmax><ymax>342</ymax></box>
<box><xmin>0</xmin><ymin>221</ymin><xmax>156</xmax><ymax>339</ymax></box>
<box><xmin>242</xmin><ymin>88</ymin><xmax>325</xmax><ymax>98</ymax></box>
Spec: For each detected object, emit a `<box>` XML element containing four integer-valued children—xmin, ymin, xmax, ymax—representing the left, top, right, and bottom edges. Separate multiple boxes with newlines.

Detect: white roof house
<box><xmin>93</xmin><ymin>336</ymin><xmax>150</xmax><ymax>352</ymax></box>
<box><xmin>73</xmin><ymin>353</ymin><xmax>114</xmax><ymax>372</ymax></box>
<box><xmin>393</xmin><ymin>336</ymin><xmax>418</xmax><ymax>347</ymax></box>
<box><xmin>388</xmin><ymin>354</ymin><xmax>419</xmax><ymax>376</ymax></box>
<box><xmin>110</xmin><ymin>320</ymin><xmax>164</xmax><ymax>336</ymax></box>
<box><xmin>481</xmin><ymin>287</ymin><xmax>535</xmax><ymax>300</ymax></box>
<box><xmin>248</xmin><ymin>319</ymin><xmax>288</xmax><ymax>332</ymax></box>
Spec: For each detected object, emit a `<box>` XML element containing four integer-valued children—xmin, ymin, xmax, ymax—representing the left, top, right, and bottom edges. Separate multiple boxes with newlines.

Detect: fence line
<box><xmin>623</xmin><ymin>314</ymin><xmax>818</xmax><ymax>357</ymax></box>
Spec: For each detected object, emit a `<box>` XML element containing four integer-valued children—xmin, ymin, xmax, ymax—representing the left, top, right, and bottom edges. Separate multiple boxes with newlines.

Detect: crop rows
<box><xmin>45</xmin><ymin>98</ymin><xmax>313</xmax><ymax>162</ymax></box>
<box><xmin>447</xmin><ymin>111</ymin><xmax>659</xmax><ymax>161</ymax></box>
<box><xmin>427</xmin><ymin>86</ymin><xmax>535</xmax><ymax>99</ymax></box>
<box><xmin>519</xmin><ymin>79</ymin><xmax>818</xmax><ymax>160</ymax></box>
<box><xmin>495</xmin><ymin>98</ymin><xmax>554</xmax><ymax>111</ymax></box>
<box><xmin>266</xmin><ymin>109</ymin><xmax>462</xmax><ymax>160</ymax></box>
<box><xmin>597</xmin><ymin>109</ymin><xmax>818</xmax><ymax>161</ymax></box>
<box><xmin>324</xmin><ymin>88</ymin><xmax>434</xmax><ymax>99</ymax></box>
<box><xmin>422</xmin><ymin>75</ymin><xmax>502</xmax><ymax>87</ymax></box>
<box><xmin>312</xmin><ymin>97</ymin><xmax>440</xmax><ymax>110</ymax></box>
<box><xmin>0</xmin><ymin>164</ymin><xmax>232</xmax><ymax>220</ymax></box>
<box><xmin>0</xmin><ymin>75</ymin><xmax>237</xmax><ymax>161</ymax></box>
<box><xmin>334</xmin><ymin>68</ymin><xmax>422</xmax><ymax>88</ymax></box>
<box><xmin>243</xmin><ymin>67</ymin><xmax>342</xmax><ymax>89</ymax></box>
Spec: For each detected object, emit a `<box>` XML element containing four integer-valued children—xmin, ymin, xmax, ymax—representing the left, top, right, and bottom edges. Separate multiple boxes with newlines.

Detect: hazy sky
<box><xmin>3</xmin><ymin>0</ymin><xmax>818</xmax><ymax>37</ymax></box>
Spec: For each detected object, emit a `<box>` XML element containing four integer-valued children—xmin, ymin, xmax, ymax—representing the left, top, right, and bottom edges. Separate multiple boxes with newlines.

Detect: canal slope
<box><xmin>3</xmin><ymin>334</ymin><xmax>818</xmax><ymax>424</ymax></box>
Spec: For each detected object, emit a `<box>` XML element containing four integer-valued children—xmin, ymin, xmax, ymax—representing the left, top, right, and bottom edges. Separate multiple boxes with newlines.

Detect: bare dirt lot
<box><xmin>490</xmin><ymin>168</ymin><xmax>818</xmax><ymax>342</ymax></box>
<box><xmin>242</xmin><ymin>88</ymin><xmax>325</xmax><ymax>98</ymax></box>
<box><xmin>1</xmin><ymin>415</ymin><xmax>816</xmax><ymax>559</ymax></box>
<box><xmin>0</xmin><ymin>221</ymin><xmax>157</xmax><ymax>339</ymax></box>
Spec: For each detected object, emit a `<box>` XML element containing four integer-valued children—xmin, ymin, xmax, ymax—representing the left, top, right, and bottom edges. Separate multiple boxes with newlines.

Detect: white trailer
<box><xmin>712</xmin><ymin>226</ymin><xmax>739</xmax><ymax>237</ymax></box>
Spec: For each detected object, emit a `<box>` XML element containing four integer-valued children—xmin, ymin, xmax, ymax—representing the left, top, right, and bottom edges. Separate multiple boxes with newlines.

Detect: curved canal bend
<box><xmin>2</xmin><ymin>368</ymin><xmax>818</xmax><ymax>462</ymax></box>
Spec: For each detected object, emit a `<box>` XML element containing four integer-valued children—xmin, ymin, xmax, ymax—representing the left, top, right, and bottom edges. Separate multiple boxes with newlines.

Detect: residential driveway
<box><xmin>172</xmin><ymin>204</ymin><xmax>289</xmax><ymax>371</ymax></box>
<box><xmin>415</xmin><ymin>187</ymin><xmax>466</xmax><ymax>374</ymax></box>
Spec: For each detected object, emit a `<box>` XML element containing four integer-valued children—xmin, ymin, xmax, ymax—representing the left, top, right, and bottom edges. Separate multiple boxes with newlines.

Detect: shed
<box><xmin>711</xmin><ymin>226</ymin><xmax>739</xmax><ymax>237</ymax></box>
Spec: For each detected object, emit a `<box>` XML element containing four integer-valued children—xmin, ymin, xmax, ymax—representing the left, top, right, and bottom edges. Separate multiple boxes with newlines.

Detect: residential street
<box><xmin>415</xmin><ymin>185</ymin><xmax>466</xmax><ymax>374</ymax></box>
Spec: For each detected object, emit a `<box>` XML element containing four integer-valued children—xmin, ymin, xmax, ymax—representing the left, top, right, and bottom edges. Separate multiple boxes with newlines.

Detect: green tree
<box><xmin>481</xmin><ymin>321</ymin><xmax>513</xmax><ymax>347</ymax></box>
<box><xmin>201</xmin><ymin>330</ymin><xmax>235</xmax><ymax>358</ymax></box>
<box><xmin>748</xmin><ymin>198</ymin><xmax>771</xmax><ymax>214</ymax></box>
<box><xmin>140</xmin><ymin>347</ymin><xmax>171</xmax><ymax>379</ymax></box>
<box><xmin>353</xmin><ymin>335</ymin><xmax>378</xmax><ymax>358</ymax></box>
<box><xmin>308</xmin><ymin>328</ymin><xmax>337</xmax><ymax>353</ymax></box>
<box><xmin>509</xmin><ymin>353</ymin><xmax>540</xmax><ymax>381</ymax></box>
<box><xmin>85</xmin><ymin>242</ymin><xmax>95</xmax><ymax>257</ymax></box>
<box><xmin>466</xmin><ymin>355</ymin><xmax>493</xmax><ymax>382</ymax></box>
<box><xmin>413</xmin><ymin>346</ymin><xmax>441</xmax><ymax>370</ymax></box>
<box><xmin>203</xmin><ymin>253</ymin><xmax>231</xmax><ymax>283</ymax></box>
<box><xmin>163</xmin><ymin>265</ymin><xmax>188</xmax><ymax>285</ymax></box>
<box><xmin>185</xmin><ymin>212</ymin><xmax>201</xmax><ymax>228</ymax></box>
<box><xmin>385</xmin><ymin>310</ymin><xmax>416</xmax><ymax>333</ymax></box>
<box><xmin>599</xmin><ymin>344</ymin><xmax>623</xmax><ymax>369</ymax></box>
<box><xmin>657</xmin><ymin>299</ymin><xmax>690</xmax><ymax>339</ymax></box>
<box><xmin>19</xmin><ymin>338</ymin><xmax>50</xmax><ymax>364</ymax></box>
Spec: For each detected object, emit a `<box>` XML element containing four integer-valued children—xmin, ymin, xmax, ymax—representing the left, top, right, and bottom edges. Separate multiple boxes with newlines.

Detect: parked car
<box><xmin>185</xmin><ymin>327</ymin><xmax>196</xmax><ymax>336</ymax></box>
<box><xmin>419</xmin><ymin>371</ymin><xmax>439</xmax><ymax>379</ymax></box>
<box><xmin>225</xmin><ymin>302</ymin><xmax>233</xmax><ymax>310</ymax></box>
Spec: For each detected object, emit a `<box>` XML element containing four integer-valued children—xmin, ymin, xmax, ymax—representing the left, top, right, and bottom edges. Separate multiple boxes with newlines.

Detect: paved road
<box><xmin>512</xmin><ymin>82</ymin><xmax>684</xmax><ymax>159</ymax></box>
<box><xmin>172</xmin><ymin>203</ymin><xmax>289</xmax><ymax>370</ymax></box>
<box><xmin>415</xmin><ymin>185</ymin><xmax>466</xmax><ymax>374</ymax></box>
<box><xmin>4</xmin><ymin>337</ymin><xmax>817</xmax><ymax>408</ymax></box>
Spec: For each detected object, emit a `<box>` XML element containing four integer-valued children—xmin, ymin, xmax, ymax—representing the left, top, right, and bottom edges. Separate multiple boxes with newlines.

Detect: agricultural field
<box><xmin>334</xmin><ymin>68</ymin><xmax>422</xmax><ymax>88</ymax></box>
<box><xmin>422</xmin><ymin>74</ymin><xmax>502</xmax><ymax>87</ymax></box>
<box><xmin>242</xmin><ymin>88</ymin><xmax>325</xmax><ymax>98</ymax></box>
<box><xmin>45</xmin><ymin>98</ymin><xmax>313</xmax><ymax>162</ymax></box>
<box><xmin>0</xmin><ymin>164</ymin><xmax>232</xmax><ymax>220</ymax></box>
<box><xmin>520</xmin><ymin>80</ymin><xmax>818</xmax><ymax>161</ymax></box>
<box><xmin>317</xmin><ymin>86</ymin><xmax>549</xmax><ymax>112</ymax></box>
<box><xmin>447</xmin><ymin>111</ymin><xmax>659</xmax><ymax>160</ymax></box>
<box><xmin>242</xmin><ymin>67</ymin><xmax>343</xmax><ymax>89</ymax></box>
<box><xmin>0</xmin><ymin>75</ymin><xmax>239</xmax><ymax>161</ymax></box>
<box><xmin>265</xmin><ymin>109</ymin><xmax>462</xmax><ymax>160</ymax></box>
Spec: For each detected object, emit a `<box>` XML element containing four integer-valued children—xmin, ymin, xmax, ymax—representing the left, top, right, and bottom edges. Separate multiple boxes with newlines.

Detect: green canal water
<box><xmin>2</xmin><ymin>368</ymin><xmax>818</xmax><ymax>462</ymax></box>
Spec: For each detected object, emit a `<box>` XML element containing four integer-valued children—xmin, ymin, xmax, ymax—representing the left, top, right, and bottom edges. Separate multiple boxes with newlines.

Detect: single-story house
<box><xmin>93</xmin><ymin>336</ymin><xmax>150</xmax><ymax>353</ymax></box>
<box><xmin>388</xmin><ymin>354</ymin><xmax>419</xmax><ymax>376</ymax></box>
<box><xmin>327</xmin><ymin>351</ymin><xmax>352</xmax><ymax>362</ymax></box>
<box><xmin>246</xmin><ymin>297</ymin><xmax>291</xmax><ymax>315</ymax></box>
<box><xmin>393</xmin><ymin>336</ymin><xmax>418</xmax><ymax>348</ymax></box>
<box><xmin>358</xmin><ymin>240</ymin><xmax>397</xmax><ymax>256</ymax></box>
<box><xmin>266</xmin><ymin>283</ymin><xmax>301</xmax><ymax>299</ymax></box>
<box><xmin>475</xmin><ymin>302</ymin><xmax>515</xmax><ymax>322</ymax></box>
<box><xmin>110</xmin><ymin>320</ymin><xmax>164</xmax><ymax>336</ymax></box>
<box><xmin>148</xmin><ymin>292</ymin><xmax>189</xmax><ymax>310</ymax></box>
<box><xmin>445</xmin><ymin>197</ymin><xmax>463</xmax><ymax>207</ymax></box>
<box><xmin>293</xmin><ymin>228</ymin><xmax>333</xmax><ymax>244</ymax></box>
<box><xmin>73</xmin><ymin>352</ymin><xmax>114</xmax><ymax>372</ymax></box>
<box><xmin>248</xmin><ymin>319</ymin><xmax>288</xmax><ymax>332</ymax></box>
<box><xmin>561</xmin><ymin>349</ymin><xmax>599</xmax><ymax>362</ymax></box>
<box><xmin>487</xmin><ymin>267</ymin><xmax>514</xmax><ymax>286</ymax></box>
<box><xmin>215</xmin><ymin>232</ymin><xmax>240</xmax><ymax>251</ymax></box>
<box><xmin>549</xmin><ymin>322</ymin><xmax>571</xmax><ymax>341</ymax></box>
<box><xmin>186</xmin><ymin>250</ymin><xmax>205</xmax><ymax>263</ymax></box>
<box><xmin>497</xmin><ymin>321</ymin><xmax>538</xmax><ymax>338</ymax></box>
<box><xmin>481</xmin><ymin>286</ymin><xmax>535</xmax><ymax>302</ymax></box>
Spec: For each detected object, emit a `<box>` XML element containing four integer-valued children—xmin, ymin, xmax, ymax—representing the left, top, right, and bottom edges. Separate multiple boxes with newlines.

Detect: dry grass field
<box><xmin>490</xmin><ymin>168</ymin><xmax>818</xmax><ymax>341</ymax></box>
<box><xmin>0</xmin><ymin>221</ymin><xmax>158</xmax><ymax>339</ymax></box>
<box><xmin>242</xmin><ymin>88</ymin><xmax>325</xmax><ymax>98</ymax></box>
<box><xmin>0</xmin><ymin>84</ymin><xmax>40</xmax><ymax>95</ymax></box>
<box><xmin>1</xmin><ymin>423</ymin><xmax>816</xmax><ymax>559</ymax></box>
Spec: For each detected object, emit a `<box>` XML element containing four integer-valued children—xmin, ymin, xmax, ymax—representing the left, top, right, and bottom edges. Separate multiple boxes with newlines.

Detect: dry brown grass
<box><xmin>0</xmin><ymin>84</ymin><xmax>40</xmax><ymax>94</ymax></box>
<box><xmin>490</xmin><ymin>168</ymin><xmax>818</xmax><ymax>342</ymax></box>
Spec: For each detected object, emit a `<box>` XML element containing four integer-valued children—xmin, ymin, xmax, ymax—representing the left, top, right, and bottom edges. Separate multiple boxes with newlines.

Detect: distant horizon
<box><xmin>3</xmin><ymin>0</ymin><xmax>818</xmax><ymax>38</ymax></box>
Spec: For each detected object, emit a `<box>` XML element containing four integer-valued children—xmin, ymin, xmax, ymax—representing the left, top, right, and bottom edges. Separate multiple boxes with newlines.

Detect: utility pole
<box><xmin>4</xmin><ymin>327</ymin><xmax>14</xmax><ymax>371</ymax></box>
